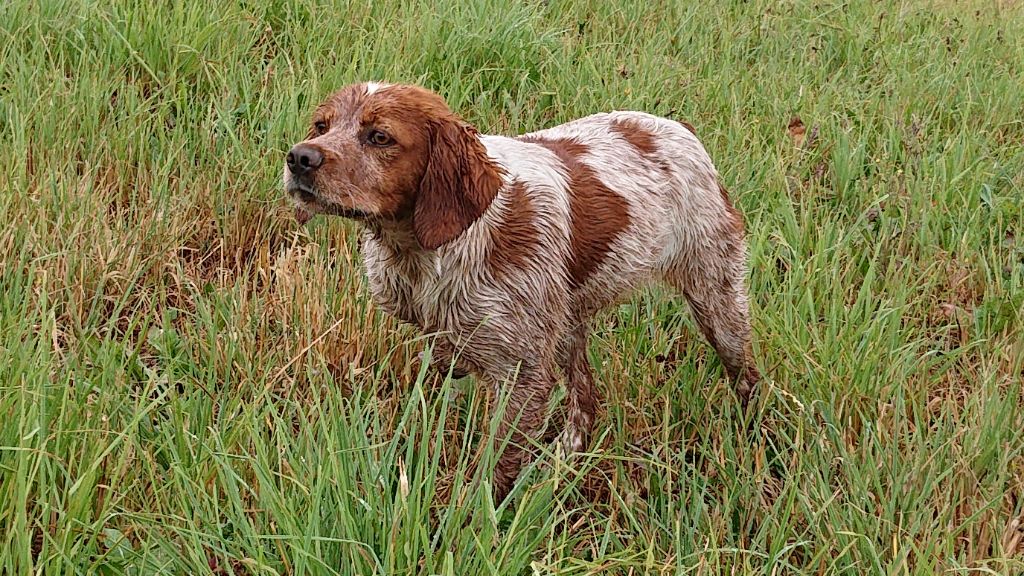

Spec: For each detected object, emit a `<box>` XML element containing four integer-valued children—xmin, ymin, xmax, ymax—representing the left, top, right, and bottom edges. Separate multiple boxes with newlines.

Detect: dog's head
<box><xmin>284</xmin><ymin>82</ymin><xmax>503</xmax><ymax>249</ymax></box>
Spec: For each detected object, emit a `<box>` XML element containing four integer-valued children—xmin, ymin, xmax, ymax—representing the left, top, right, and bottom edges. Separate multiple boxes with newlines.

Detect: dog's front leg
<box><xmin>419</xmin><ymin>336</ymin><xmax>471</xmax><ymax>379</ymax></box>
<box><xmin>487</xmin><ymin>362</ymin><xmax>556</xmax><ymax>503</ymax></box>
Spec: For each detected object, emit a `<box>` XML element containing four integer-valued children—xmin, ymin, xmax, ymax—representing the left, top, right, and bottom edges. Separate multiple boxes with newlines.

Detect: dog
<box><xmin>284</xmin><ymin>82</ymin><xmax>760</xmax><ymax>502</ymax></box>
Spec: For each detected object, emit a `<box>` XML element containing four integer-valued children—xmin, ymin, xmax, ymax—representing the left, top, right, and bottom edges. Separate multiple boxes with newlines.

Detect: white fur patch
<box><xmin>557</xmin><ymin>425</ymin><xmax>584</xmax><ymax>454</ymax></box>
<box><xmin>365</xmin><ymin>82</ymin><xmax>390</xmax><ymax>95</ymax></box>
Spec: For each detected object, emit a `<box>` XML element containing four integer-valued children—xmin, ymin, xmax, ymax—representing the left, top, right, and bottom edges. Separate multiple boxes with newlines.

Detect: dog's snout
<box><xmin>286</xmin><ymin>143</ymin><xmax>324</xmax><ymax>176</ymax></box>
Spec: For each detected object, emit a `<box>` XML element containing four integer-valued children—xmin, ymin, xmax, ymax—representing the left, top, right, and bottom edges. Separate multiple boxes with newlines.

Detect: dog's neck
<box><xmin>365</xmin><ymin>216</ymin><xmax>424</xmax><ymax>254</ymax></box>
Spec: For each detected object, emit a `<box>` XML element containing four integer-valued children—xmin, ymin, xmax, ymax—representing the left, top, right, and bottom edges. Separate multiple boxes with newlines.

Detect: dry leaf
<box><xmin>788</xmin><ymin>116</ymin><xmax>806</xmax><ymax>148</ymax></box>
<box><xmin>398</xmin><ymin>458</ymin><xmax>410</xmax><ymax>500</ymax></box>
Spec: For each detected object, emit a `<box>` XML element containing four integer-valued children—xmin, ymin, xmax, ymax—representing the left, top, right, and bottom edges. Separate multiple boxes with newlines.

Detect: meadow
<box><xmin>1</xmin><ymin>0</ymin><xmax>1023</xmax><ymax>573</ymax></box>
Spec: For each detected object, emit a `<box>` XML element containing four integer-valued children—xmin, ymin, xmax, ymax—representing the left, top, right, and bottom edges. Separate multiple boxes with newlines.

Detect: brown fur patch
<box><xmin>489</xmin><ymin>181</ymin><xmax>540</xmax><ymax>278</ymax></box>
<box><xmin>717</xmin><ymin>181</ymin><xmax>745</xmax><ymax>234</ymax></box>
<box><xmin>610</xmin><ymin>118</ymin><xmax>672</xmax><ymax>173</ymax></box>
<box><xmin>610</xmin><ymin>118</ymin><xmax>658</xmax><ymax>155</ymax></box>
<box><xmin>520</xmin><ymin>136</ymin><xmax>631</xmax><ymax>289</ymax></box>
<box><xmin>677</xmin><ymin>119</ymin><xmax>696</xmax><ymax>135</ymax></box>
<box><xmin>415</xmin><ymin>116</ymin><xmax>504</xmax><ymax>249</ymax></box>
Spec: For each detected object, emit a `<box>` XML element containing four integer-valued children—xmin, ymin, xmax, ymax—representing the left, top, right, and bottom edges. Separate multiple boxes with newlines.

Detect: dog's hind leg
<box><xmin>554</xmin><ymin>321</ymin><xmax>600</xmax><ymax>453</ymax></box>
<box><xmin>659</xmin><ymin>214</ymin><xmax>760</xmax><ymax>406</ymax></box>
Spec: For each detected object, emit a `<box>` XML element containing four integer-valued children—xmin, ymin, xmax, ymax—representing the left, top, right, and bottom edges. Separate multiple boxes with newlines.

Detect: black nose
<box><xmin>286</xmin><ymin>144</ymin><xmax>324</xmax><ymax>176</ymax></box>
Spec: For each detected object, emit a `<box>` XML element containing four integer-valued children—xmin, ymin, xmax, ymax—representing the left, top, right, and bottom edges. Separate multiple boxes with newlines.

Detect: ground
<box><xmin>1</xmin><ymin>0</ymin><xmax>1023</xmax><ymax>574</ymax></box>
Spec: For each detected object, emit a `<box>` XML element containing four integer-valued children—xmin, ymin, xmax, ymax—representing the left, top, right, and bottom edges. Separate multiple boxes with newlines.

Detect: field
<box><xmin>2</xmin><ymin>0</ymin><xmax>1023</xmax><ymax>573</ymax></box>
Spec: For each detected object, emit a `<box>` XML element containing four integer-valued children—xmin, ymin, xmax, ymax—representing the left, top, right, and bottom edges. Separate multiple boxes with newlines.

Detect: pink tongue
<box><xmin>295</xmin><ymin>206</ymin><xmax>314</xmax><ymax>225</ymax></box>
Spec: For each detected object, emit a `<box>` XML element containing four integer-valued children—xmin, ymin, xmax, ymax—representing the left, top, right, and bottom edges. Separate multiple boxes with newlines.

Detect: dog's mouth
<box><xmin>288</xmin><ymin>184</ymin><xmax>369</xmax><ymax>225</ymax></box>
<box><xmin>291</xmin><ymin>186</ymin><xmax>318</xmax><ymax>205</ymax></box>
<box><xmin>322</xmin><ymin>204</ymin><xmax>369</xmax><ymax>220</ymax></box>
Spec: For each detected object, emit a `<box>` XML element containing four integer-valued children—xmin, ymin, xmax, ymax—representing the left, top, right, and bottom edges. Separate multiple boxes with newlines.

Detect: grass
<box><xmin>1</xmin><ymin>0</ymin><xmax>1023</xmax><ymax>573</ymax></box>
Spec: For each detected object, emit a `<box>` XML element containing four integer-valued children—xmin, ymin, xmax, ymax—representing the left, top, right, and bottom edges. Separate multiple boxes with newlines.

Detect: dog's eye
<box><xmin>367</xmin><ymin>129</ymin><xmax>394</xmax><ymax>146</ymax></box>
<box><xmin>313</xmin><ymin>121</ymin><xmax>328</xmax><ymax>136</ymax></box>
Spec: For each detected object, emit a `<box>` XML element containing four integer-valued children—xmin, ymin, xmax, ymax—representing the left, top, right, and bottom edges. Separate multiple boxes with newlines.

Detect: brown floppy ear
<box><xmin>414</xmin><ymin>116</ymin><xmax>503</xmax><ymax>250</ymax></box>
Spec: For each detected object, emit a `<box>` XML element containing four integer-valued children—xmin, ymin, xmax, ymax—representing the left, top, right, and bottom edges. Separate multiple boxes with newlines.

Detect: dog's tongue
<box><xmin>294</xmin><ymin>206</ymin><xmax>314</xmax><ymax>225</ymax></box>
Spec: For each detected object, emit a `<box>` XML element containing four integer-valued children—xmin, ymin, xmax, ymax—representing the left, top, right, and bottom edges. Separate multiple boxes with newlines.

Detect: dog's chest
<box><xmin>364</xmin><ymin>238</ymin><xmax>480</xmax><ymax>332</ymax></box>
<box><xmin>404</xmin><ymin>254</ymin><xmax>457</xmax><ymax>326</ymax></box>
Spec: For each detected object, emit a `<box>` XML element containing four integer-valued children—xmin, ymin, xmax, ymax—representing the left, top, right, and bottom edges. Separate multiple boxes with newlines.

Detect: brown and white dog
<box><xmin>284</xmin><ymin>82</ymin><xmax>760</xmax><ymax>502</ymax></box>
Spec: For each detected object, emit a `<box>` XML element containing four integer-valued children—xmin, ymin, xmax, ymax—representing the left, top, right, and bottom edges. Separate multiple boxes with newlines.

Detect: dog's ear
<box><xmin>414</xmin><ymin>116</ymin><xmax>503</xmax><ymax>250</ymax></box>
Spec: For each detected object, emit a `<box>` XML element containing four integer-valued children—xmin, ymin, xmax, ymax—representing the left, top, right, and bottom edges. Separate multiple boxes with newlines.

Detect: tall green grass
<box><xmin>1</xmin><ymin>0</ymin><xmax>1022</xmax><ymax>573</ymax></box>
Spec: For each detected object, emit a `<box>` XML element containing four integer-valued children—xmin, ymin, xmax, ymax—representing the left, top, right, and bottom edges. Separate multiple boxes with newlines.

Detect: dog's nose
<box><xmin>286</xmin><ymin>144</ymin><xmax>324</xmax><ymax>176</ymax></box>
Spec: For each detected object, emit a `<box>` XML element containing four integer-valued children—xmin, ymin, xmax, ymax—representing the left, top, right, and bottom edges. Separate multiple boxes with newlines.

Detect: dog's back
<box><xmin>478</xmin><ymin>111</ymin><xmax>745</xmax><ymax>318</ymax></box>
